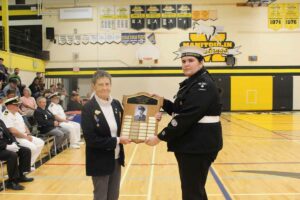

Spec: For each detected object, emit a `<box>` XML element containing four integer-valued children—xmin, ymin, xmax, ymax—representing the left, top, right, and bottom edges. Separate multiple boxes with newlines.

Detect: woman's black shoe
<box><xmin>18</xmin><ymin>175</ymin><xmax>34</xmax><ymax>183</ymax></box>
<box><xmin>6</xmin><ymin>181</ymin><xmax>25</xmax><ymax>190</ymax></box>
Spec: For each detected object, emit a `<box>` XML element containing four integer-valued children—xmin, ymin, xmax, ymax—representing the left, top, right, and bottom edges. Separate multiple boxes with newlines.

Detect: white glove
<box><xmin>6</xmin><ymin>142</ymin><xmax>20</xmax><ymax>152</ymax></box>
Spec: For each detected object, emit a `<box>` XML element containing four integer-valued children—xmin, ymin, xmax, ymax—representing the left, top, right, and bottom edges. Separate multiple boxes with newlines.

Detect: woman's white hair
<box><xmin>23</xmin><ymin>87</ymin><xmax>32</xmax><ymax>96</ymax></box>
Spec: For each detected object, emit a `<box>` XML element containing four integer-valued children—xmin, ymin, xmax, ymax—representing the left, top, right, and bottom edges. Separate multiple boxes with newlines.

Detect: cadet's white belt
<box><xmin>198</xmin><ymin>116</ymin><xmax>220</xmax><ymax>123</ymax></box>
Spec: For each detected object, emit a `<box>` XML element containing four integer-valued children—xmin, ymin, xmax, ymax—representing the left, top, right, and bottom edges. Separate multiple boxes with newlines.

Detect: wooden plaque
<box><xmin>121</xmin><ymin>92</ymin><xmax>163</xmax><ymax>143</ymax></box>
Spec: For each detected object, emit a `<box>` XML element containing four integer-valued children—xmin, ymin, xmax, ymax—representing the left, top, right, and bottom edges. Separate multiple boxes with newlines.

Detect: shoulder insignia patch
<box><xmin>198</xmin><ymin>82</ymin><xmax>208</xmax><ymax>91</ymax></box>
<box><xmin>171</xmin><ymin>119</ymin><xmax>178</xmax><ymax>127</ymax></box>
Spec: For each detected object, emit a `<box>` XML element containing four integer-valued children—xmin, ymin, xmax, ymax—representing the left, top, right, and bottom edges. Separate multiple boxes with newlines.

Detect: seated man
<box><xmin>3</xmin><ymin>78</ymin><xmax>21</xmax><ymax>97</ymax></box>
<box><xmin>67</xmin><ymin>92</ymin><xmax>83</xmax><ymax>112</ymax></box>
<box><xmin>0</xmin><ymin>119</ymin><xmax>34</xmax><ymax>190</ymax></box>
<box><xmin>134</xmin><ymin>105</ymin><xmax>147</xmax><ymax>121</ymax></box>
<box><xmin>48</xmin><ymin>93</ymin><xmax>82</xmax><ymax>149</ymax></box>
<box><xmin>2</xmin><ymin>97</ymin><xmax>44</xmax><ymax>170</ymax></box>
<box><xmin>34</xmin><ymin>97</ymin><xmax>70</xmax><ymax>153</ymax></box>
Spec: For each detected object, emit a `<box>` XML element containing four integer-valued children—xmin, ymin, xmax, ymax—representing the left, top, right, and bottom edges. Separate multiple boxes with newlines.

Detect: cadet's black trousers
<box><xmin>175</xmin><ymin>152</ymin><xmax>218</xmax><ymax>200</ymax></box>
<box><xmin>0</xmin><ymin>147</ymin><xmax>31</xmax><ymax>181</ymax></box>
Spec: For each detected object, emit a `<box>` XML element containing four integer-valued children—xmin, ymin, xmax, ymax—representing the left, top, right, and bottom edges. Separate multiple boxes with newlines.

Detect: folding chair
<box><xmin>38</xmin><ymin>136</ymin><xmax>56</xmax><ymax>164</ymax></box>
<box><xmin>0</xmin><ymin>160</ymin><xmax>6</xmax><ymax>191</ymax></box>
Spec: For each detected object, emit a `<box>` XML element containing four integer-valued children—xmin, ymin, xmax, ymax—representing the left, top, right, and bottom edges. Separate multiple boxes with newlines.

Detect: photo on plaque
<box><xmin>121</xmin><ymin>92</ymin><xmax>163</xmax><ymax>143</ymax></box>
<box><xmin>134</xmin><ymin>105</ymin><xmax>147</xmax><ymax>122</ymax></box>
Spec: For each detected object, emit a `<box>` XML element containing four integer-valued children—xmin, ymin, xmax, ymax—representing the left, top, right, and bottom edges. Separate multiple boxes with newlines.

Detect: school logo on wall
<box><xmin>177</xmin><ymin>23</ymin><xmax>241</xmax><ymax>62</ymax></box>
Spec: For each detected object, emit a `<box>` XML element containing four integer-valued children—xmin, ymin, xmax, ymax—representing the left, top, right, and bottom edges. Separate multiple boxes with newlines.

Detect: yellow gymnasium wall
<box><xmin>0</xmin><ymin>50</ymin><xmax>45</xmax><ymax>86</ymax></box>
<box><xmin>231</xmin><ymin>76</ymin><xmax>273</xmax><ymax>111</ymax></box>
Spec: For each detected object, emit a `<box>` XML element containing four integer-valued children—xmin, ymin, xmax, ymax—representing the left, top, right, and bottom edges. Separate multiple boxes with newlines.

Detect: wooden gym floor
<box><xmin>1</xmin><ymin>112</ymin><xmax>300</xmax><ymax>200</ymax></box>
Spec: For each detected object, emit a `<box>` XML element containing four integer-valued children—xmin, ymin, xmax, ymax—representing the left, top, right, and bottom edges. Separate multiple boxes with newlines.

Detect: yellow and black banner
<box><xmin>268</xmin><ymin>3</ymin><xmax>299</xmax><ymax>30</ymax></box>
<box><xmin>130</xmin><ymin>5</ymin><xmax>146</xmax><ymax>30</ymax></box>
<box><xmin>177</xmin><ymin>4</ymin><xmax>192</xmax><ymax>30</ymax></box>
<box><xmin>145</xmin><ymin>5</ymin><xmax>161</xmax><ymax>30</ymax></box>
<box><xmin>161</xmin><ymin>4</ymin><xmax>177</xmax><ymax>29</ymax></box>
<box><xmin>268</xmin><ymin>3</ymin><xmax>284</xmax><ymax>30</ymax></box>
<box><xmin>284</xmin><ymin>3</ymin><xmax>299</xmax><ymax>30</ymax></box>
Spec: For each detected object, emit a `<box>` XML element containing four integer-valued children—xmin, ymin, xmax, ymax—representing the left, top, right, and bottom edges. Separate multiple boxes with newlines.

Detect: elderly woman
<box><xmin>81</xmin><ymin>70</ymin><xmax>131</xmax><ymax>200</ymax></box>
<box><xmin>146</xmin><ymin>46</ymin><xmax>223</xmax><ymax>200</ymax></box>
<box><xmin>20</xmin><ymin>87</ymin><xmax>37</xmax><ymax>117</ymax></box>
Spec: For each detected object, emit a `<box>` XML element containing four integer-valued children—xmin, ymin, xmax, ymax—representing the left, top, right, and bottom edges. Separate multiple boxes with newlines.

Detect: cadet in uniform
<box><xmin>81</xmin><ymin>70</ymin><xmax>131</xmax><ymax>200</ymax></box>
<box><xmin>0</xmin><ymin>119</ymin><xmax>33</xmax><ymax>190</ymax></box>
<box><xmin>48</xmin><ymin>92</ymin><xmax>82</xmax><ymax>149</ymax></box>
<box><xmin>146</xmin><ymin>46</ymin><xmax>223</xmax><ymax>200</ymax></box>
<box><xmin>2</xmin><ymin>97</ymin><xmax>44</xmax><ymax>169</ymax></box>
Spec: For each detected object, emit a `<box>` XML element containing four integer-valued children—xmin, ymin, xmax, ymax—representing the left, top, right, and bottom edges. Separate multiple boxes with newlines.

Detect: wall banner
<box><xmin>130</xmin><ymin>5</ymin><xmax>146</xmax><ymax>30</ymax></box>
<box><xmin>177</xmin><ymin>4</ymin><xmax>192</xmax><ymax>30</ymax></box>
<box><xmin>57</xmin><ymin>32</ymin><xmax>145</xmax><ymax>45</ymax></box>
<box><xmin>268</xmin><ymin>4</ymin><xmax>285</xmax><ymax>30</ymax></box>
<box><xmin>115</xmin><ymin>6</ymin><xmax>130</xmax><ymax>30</ymax></box>
<box><xmin>121</xmin><ymin>32</ymin><xmax>146</xmax><ymax>44</ymax></box>
<box><xmin>99</xmin><ymin>6</ymin><xmax>115</xmax><ymax>30</ymax></box>
<box><xmin>161</xmin><ymin>4</ymin><xmax>177</xmax><ymax>29</ymax></box>
<box><xmin>146</xmin><ymin>5</ymin><xmax>161</xmax><ymax>30</ymax></box>
<box><xmin>192</xmin><ymin>10</ymin><xmax>218</xmax><ymax>21</ymax></box>
<box><xmin>284</xmin><ymin>3</ymin><xmax>299</xmax><ymax>30</ymax></box>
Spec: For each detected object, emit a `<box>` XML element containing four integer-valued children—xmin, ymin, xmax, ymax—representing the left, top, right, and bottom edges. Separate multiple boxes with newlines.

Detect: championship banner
<box><xmin>105</xmin><ymin>33</ymin><xmax>114</xmax><ymax>44</ymax></box>
<box><xmin>58</xmin><ymin>35</ymin><xmax>66</xmax><ymax>45</ymax></box>
<box><xmin>99</xmin><ymin>6</ymin><xmax>115</xmax><ymax>30</ymax></box>
<box><xmin>130</xmin><ymin>5</ymin><xmax>146</xmax><ymax>30</ymax></box>
<box><xmin>145</xmin><ymin>5</ymin><xmax>161</xmax><ymax>30</ymax></box>
<box><xmin>115</xmin><ymin>6</ymin><xmax>130</xmax><ymax>30</ymax></box>
<box><xmin>66</xmin><ymin>35</ymin><xmax>74</xmax><ymax>45</ymax></box>
<box><xmin>192</xmin><ymin>10</ymin><xmax>217</xmax><ymax>21</ymax></box>
<box><xmin>161</xmin><ymin>4</ymin><xmax>177</xmax><ymax>29</ymax></box>
<box><xmin>121</xmin><ymin>32</ymin><xmax>146</xmax><ymax>44</ymax></box>
<box><xmin>268</xmin><ymin>3</ymin><xmax>284</xmax><ymax>30</ymax></box>
<box><xmin>74</xmin><ymin>35</ymin><xmax>81</xmax><ymax>45</ymax></box>
<box><xmin>81</xmin><ymin>35</ymin><xmax>90</xmax><ymax>45</ymax></box>
<box><xmin>177</xmin><ymin>4</ymin><xmax>192</xmax><ymax>30</ymax></box>
<box><xmin>284</xmin><ymin>3</ymin><xmax>299</xmax><ymax>30</ymax></box>
<box><xmin>98</xmin><ymin>34</ymin><xmax>106</xmax><ymax>44</ymax></box>
<box><xmin>89</xmin><ymin>35</ymin><xmax>98</xmax><ymax>44</ymax></box>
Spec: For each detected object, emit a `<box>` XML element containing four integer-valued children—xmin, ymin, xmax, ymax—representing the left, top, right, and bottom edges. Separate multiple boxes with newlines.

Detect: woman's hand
<box><xmin>154</xmin><ymin>112</ymin><xmax>163</xmax><ymax>122</ymax></box>
<box><xmin>119</xmin><ymin>136</ymin><xmax>131</xmax><ymax>145</ymax></box>
<box><xmin>145</xmin><ymin>135</ymin><xmax>160</xmax><ymax>146</ymax></box>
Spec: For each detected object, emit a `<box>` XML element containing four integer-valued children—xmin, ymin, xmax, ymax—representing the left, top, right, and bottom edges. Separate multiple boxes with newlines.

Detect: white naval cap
<box><xmin>48</xmin><ymin>92</ymin><xmax>60</xmax><ymax>99</ymax></box>
<box><xmin>4</xmin><ymin>96</ymin><xmax>21</xmax><ymax>105</ymax></box>
<box><xmin>178</xmin><ymin>46</ymin><xmax>206</xmax><ymax>58</ymax></box>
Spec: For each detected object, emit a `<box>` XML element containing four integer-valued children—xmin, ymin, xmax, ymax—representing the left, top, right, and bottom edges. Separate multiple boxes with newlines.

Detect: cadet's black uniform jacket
<box><xmin>157</xmin><ymin>67</ymin><xmax>223</xmax><ymax>154</ymax></box>
<box><xmin>34</xmin><ymin>107</ymin><xmax>56</xmax><ymax>134</ymax></box>
<box><xmin>0</xmin><ymin>119</ymin><xmax>18</xmax><ymax>149</ymax></box>
<box><xmin>81</xmin><ymin>97</ymin><xmax>125</xmax><ymax>176</ymax></box>
<box><xmin>0</xmin><ymin>119</ymin><xmax>31</xmax><ymax>181</ymax></box>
